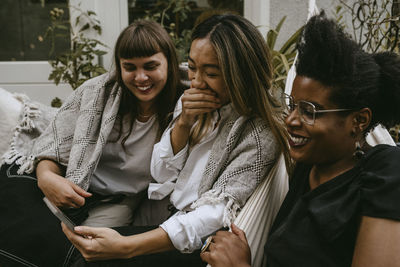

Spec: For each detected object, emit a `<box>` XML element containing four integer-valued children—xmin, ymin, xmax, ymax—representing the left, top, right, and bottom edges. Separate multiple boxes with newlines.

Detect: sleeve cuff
<box><xmin>160</xmin><ymin>201</ymin><xmax>227</xmax><ymax>253</ymax></box>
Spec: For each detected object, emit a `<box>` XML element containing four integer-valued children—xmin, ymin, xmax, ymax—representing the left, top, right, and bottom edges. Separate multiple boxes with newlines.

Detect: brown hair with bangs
<box><xmin>113</xmin><ymin>20</ymin><xmax>184</xmax><ymax>147</ymax></box>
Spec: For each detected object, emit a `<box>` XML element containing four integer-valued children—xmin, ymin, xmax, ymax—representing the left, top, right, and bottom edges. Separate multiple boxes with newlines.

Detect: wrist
<box><xmin>121</xmin><ymin>235</ymin><xmax>138</xmax><ymax>259</ymax></box>
<box><xmin>176</xmin><ymin>115</ymin><xmax>193</xmax><ymax>130</ymax></box>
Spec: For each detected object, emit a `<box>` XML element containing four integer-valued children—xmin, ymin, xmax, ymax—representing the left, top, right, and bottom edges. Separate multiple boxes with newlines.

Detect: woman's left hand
<box><xmin>200</xmin><ymin>224</ymin><xmax>251</xmax><ymax>267</ymax></box>
<box><xmin>61</xmin><ymin>223</ymin><xmax>131</xmax><ymax>261</ymax></box>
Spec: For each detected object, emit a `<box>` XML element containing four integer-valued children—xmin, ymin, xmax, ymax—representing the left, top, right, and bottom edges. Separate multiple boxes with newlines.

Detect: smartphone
<box><xmin>43</xmin><ymin>197</ymin><xmax>76</xmax><ymax>231</ymax></box>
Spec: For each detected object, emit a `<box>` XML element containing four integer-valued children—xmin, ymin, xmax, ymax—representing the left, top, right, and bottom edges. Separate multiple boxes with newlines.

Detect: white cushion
<box><xmin>0</xmin><ymin>88</ymin><xmax>22</xmax><ymax>156</ymax></box>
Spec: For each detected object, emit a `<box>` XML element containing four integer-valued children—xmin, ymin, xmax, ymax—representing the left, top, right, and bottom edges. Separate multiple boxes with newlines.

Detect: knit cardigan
<box><xmin>2</xmin><ymin>72</ymin><xmax>121</xmax><ymax>190</ymax></box>
<box><xmin>189</xmin><ymin>110</ymin><xmax>280</xmax><ymax>225</ymax></box>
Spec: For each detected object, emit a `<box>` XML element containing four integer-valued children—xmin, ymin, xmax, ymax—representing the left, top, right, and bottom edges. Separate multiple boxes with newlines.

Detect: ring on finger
<box><xmin>201</xmin><ymin>236</ymin><xmax>213</xmax><ymax>253</ymax></box>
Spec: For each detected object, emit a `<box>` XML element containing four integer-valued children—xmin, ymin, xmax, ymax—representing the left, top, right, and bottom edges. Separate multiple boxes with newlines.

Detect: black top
<box><xmin>265</xmin><ymin>144</ymin><xmax>400</xmax><ymax>267</ymax></box>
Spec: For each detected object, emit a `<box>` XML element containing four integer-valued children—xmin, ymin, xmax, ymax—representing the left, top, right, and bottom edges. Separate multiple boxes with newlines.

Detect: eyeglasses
<box><xmin>283</xmin><ymin>94</ymin><xmax>353</xmax><ymax>125</ymax></box>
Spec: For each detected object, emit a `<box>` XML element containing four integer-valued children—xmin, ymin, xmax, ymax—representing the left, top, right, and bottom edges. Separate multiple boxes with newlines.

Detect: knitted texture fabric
<box><xmin>192</xmin><ymin>112</ymin><xmax>280</xmax><ymax>226</ymax></box>
<box><xmin>2</xmin><ymin>72</ymin><xmax>122</xmax><ymax>190</ymax></box>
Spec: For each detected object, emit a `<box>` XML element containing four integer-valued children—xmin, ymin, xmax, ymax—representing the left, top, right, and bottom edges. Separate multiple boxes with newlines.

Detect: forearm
<box><xmin>36</xmin><ymin>159</ymin><xmax>64</xmax><ymax>177</ymax></box>
<box><xmin>124</xmin><ymin>227</ymin><xmax>175</xmax><ymax>258</ymax></box>
<box><xmin>171</xmin><ymin>117</ymin><xmax>192</xmax><ymax>155</ymax></box>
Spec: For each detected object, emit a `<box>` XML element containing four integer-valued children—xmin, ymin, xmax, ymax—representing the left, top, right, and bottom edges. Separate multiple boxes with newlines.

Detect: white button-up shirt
<box><xmin>149</xmin><ymin>100</ymin><xmax>233</xmax><ymax>252</ymax></box>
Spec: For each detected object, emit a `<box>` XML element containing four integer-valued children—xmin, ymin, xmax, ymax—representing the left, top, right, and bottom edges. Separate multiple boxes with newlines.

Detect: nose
<box><xmin>190</xmin><ymin>71</ymin><xmax>206</xmax><ymax>89</ymax></box>
<box><xmin>285</xmin><ymin>108</ymin><xmax>302</xmax><ymax>127</ymax></box>
<box><xmin>134</xmin><ymin>69</ymin><xmax>148</xmax><ymax>82</ymax></box>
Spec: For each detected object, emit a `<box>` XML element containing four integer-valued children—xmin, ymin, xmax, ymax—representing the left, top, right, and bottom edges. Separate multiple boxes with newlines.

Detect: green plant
<box><xmin>140</xmin><ymin>0</ymin><xmax>193</xmax><ymax>62</ymax></box>
<box><xmin>335</xmin><ymin>0</ymin><xmax>400</xmax><ymax>143</ymax></box>
<box><xmin>266</xmin><ymin>16</ymin><xmax>304</xmax><ymax>92</ymax></box>
<box><xmin>337</xmin><ymin>0</ymin><xmax>400</xmax><ymax>53</ymax></box>
<box><xmin>42</xmin><ymin>5</ymin><xmax>108</xmax><ymax>94</ymax></box>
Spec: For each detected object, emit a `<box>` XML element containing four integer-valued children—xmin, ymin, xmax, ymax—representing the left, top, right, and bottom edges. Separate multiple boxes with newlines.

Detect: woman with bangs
<box><xmin>62</xmin><ymin>13</ymin><xmax>290</xmax><ymax>267</ymax></box>
<box><xmin>0</xmin><ymin>20</ymin><xmax>184</xmax><ymax>266</ymax></box>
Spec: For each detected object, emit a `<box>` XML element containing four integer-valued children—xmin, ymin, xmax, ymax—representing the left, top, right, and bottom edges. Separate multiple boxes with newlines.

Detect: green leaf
<box><xmin>75</xmin><ymin>16</ymin><xmax>81</xmax><ymax>26</ymax></box>
<box><xmin>93</xmin><ymin>25</ymin><xmax>102</xmax><ymax>35</ymax></box>
<box><xmin>267</xmin><ymin>16</ymin><xmax>286</xmax><ymax>50</ymax></box>
<box><xmin>80</xmin><ymin>23</ymin><xmax>90</xmax><ymax>32</ymax></box>
<box><xmin>94</xmin><ymin>50</ymin><xmax>107</xmax><ymax>56</ymax></box>
<box><xmin>280</xmin><ymin>25</ymin><xmax>304</xmax><ymax>54</ymax></box>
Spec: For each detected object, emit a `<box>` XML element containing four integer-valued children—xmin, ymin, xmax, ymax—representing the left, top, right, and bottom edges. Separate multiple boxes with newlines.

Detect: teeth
<box><xmin>137</xmin><ymin>85</ymin><xmax>152</xmax><ymax>91</ymax></box>
<box><xmin>290</xmin><ymin>135</ymin><xmax>309</xmax><ymax>145</ymax></box>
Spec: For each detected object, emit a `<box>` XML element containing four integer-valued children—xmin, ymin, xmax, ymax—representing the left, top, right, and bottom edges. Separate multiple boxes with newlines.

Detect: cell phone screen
<box><xmin>43</xmin><ymin>197</ymin><xmax>76</xmax><ymax>231</ymax></box>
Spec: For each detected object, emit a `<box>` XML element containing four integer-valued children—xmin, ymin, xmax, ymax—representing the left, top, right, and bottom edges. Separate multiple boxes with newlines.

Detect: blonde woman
<box><xmin>63</xmin><ymin>14</ymin><xmax>289</xmax><ymax>266</ymax></box>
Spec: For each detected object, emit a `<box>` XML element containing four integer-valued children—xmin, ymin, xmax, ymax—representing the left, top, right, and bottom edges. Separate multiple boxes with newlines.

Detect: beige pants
<box><xmin>81</xmin><ymin>193</ymin><xmax>143</xmax><ymax>227</ymax></box>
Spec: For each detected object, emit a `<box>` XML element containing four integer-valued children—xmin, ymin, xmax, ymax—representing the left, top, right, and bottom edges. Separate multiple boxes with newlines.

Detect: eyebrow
<box><xmin>121</xmin><ymin>60</ymin><xmax>160</xmax><ymax>66</ymax></box>
<box><xmin>188</xmin><ymin>56</ymin><xmax>220</xmax><ymax>69</ymax></box>
<box><xmin>144</xmin><ymin>60</ymin><xmax>160</xmax><ymax>65</ymax></box>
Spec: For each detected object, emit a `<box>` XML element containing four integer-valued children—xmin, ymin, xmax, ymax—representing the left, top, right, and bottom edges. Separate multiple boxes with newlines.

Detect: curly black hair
<box><xmin>296</xmin><ymin>11</ymin><xmax>400</xmax><ymax>132</ymax></box>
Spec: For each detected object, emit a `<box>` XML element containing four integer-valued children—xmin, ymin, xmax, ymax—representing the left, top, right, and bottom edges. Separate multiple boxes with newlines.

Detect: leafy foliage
<box><xmin>42</xmin><ymin>5</ymin><xmax>107</xmax><ymax>93</ymax></box>
<box><xmin>266</xmin><ymin>16</ymin><xmax>303</xmax><ymax>91</ymax></box>
<box><xmin>337</xmin><ymin>0</ymin><xmax>400</xmax><ymax>53</ymax></box>
<box><xmin>336</xmin><ymin>0</ymin><xmax>400</xmax><ymax>143</ymax></box>
<box><xmin>141</xmin><ymin>0</ymin><xmax>193</xmax><ymax>62</ymax></box>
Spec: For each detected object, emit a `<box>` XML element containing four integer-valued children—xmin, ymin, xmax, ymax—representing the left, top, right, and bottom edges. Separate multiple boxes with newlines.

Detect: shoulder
<box><xmin>360</xmin><ymin>144</ymin><xmax>400</xmax><ymax>220</ymax></box>
<box><xmin>77</xmin><ymin>72</ymin><xmax>117</xmax><ymax>93</ymax></box>
<box><xmin>226</xmin><ymin>115</ymin><xmax>280</xmax><ymax>159</ymax></box>
<box><xmin>362</xmin><ymin>144</ymin><xmax>400</xmax><ymax>172</ymax></box>
<box><xmin>240</xmin><ymin>116</ymin><xmax>277</xmax><ymax>145</ymax></box>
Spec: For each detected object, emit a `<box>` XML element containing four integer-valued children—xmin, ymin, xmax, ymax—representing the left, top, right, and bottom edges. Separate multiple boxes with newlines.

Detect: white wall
<box><xmin>0</xmin><ymin>62</ymin><xmax>72</xmax><ymax>105</ymax></box>
<box><xmin>0</xmin><ymin>0</ymin><xmax>129</xmax><ymax>106</ymax></box>
<box><xmin>269</xmin><ymin>0</ymin><xmax>336</xmax><ymax>48</ymax></box>
<box><xmin>244</xmin><ymin>0</ymin><xmax>338</xmax><ymax>49</ymax></box>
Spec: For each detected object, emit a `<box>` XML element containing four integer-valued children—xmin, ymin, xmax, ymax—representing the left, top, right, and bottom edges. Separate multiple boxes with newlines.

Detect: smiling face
<box><xmin>120</xmin><ymin>52</ymin><xmax>168</xmax><ymax>112</ymax></box>
<box><xmin>285</xmin><ymin>76</ymin><xmax>356</xmax><ymax>165</ymax></box>
<box><xmin>188</xmin><ymin>38</ymin><xmax>230</xmax><ymax>105</ymax></box>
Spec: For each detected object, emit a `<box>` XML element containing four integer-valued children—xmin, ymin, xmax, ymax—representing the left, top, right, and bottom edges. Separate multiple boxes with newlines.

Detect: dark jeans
<box><xmin>0</xmin><ymin>163</ymin><xmax>74</xmax><ymax>267</ymax></box>
<box><xmin>0</xmin><ymin>164</ymin><xmax>206</xmax><ymax>267</ymax></box>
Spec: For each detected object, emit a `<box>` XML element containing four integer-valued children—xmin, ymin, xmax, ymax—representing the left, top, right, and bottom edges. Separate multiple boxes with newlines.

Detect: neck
<box><xmin>138</xmin><ymin>102</ymin><xmax>155</xmax><ymax>116</ymax></box>
<box><xmin>137</xmin><ymin>104</ymin><xmax>155</xmax><ymax>122</ymax></box>
<box><xmin>309</xmin><ymin>156</ymin><xmax>357</xmax><ymax>190</ymax></box>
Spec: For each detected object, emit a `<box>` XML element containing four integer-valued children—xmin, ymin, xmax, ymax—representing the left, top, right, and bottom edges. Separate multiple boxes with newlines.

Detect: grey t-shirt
<box><xmin>90</xmin><ymin>115</ymin><xmax>158</xmax><ymax>196</ymax></box>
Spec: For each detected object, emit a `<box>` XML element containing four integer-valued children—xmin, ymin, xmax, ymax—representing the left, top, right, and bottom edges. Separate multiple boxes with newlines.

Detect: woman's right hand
<box><xmin>178</xmin><ymin>88</ymin><xmax>221</xmax><ymax>129</ymax></box>
<box><xmin>37</xmin><ymin>160</ymin><xmax>91</xmax><ymax>208</ymax></box>
<box><xmin>170</xmin><ymin>88</ymin><xmax>221</xmax><ymax>154</ymax></box>
<box><xmin>200</xmin><ymin>224</ymin><xmax>251</xmax><ymax>267</ymax></box>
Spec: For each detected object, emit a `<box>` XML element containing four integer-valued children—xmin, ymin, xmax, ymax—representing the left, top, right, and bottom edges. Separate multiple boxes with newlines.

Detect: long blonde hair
<box><xmin>190</xmin><ymin>14</ymin><xmax>292</xmax><ymax>171</ymax></box>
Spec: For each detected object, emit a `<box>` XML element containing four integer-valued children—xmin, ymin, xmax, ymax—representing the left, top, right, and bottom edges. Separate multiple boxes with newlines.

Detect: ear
<box><xmin>351</xmin><ymin>108</ymin><xmax>372</xmax><ymax>133</ymax></box>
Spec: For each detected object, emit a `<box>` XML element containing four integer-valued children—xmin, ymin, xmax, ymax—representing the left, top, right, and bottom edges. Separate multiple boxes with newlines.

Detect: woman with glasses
<box><xmin>201</xmin><ymin>12</ymin><xmax>400</xmax><ymax>267</ymax></box>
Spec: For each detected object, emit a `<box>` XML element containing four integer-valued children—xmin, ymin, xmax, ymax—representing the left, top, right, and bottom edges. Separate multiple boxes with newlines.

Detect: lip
<box><xmin>135</xmin><ymin>84</ymin><xmax>154</xmax><ymax>94</ymax></box>
<box><xmin>288</xmin><ymin>132</ymin><xmax>310</xmax><ymax>147</ymax></box>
